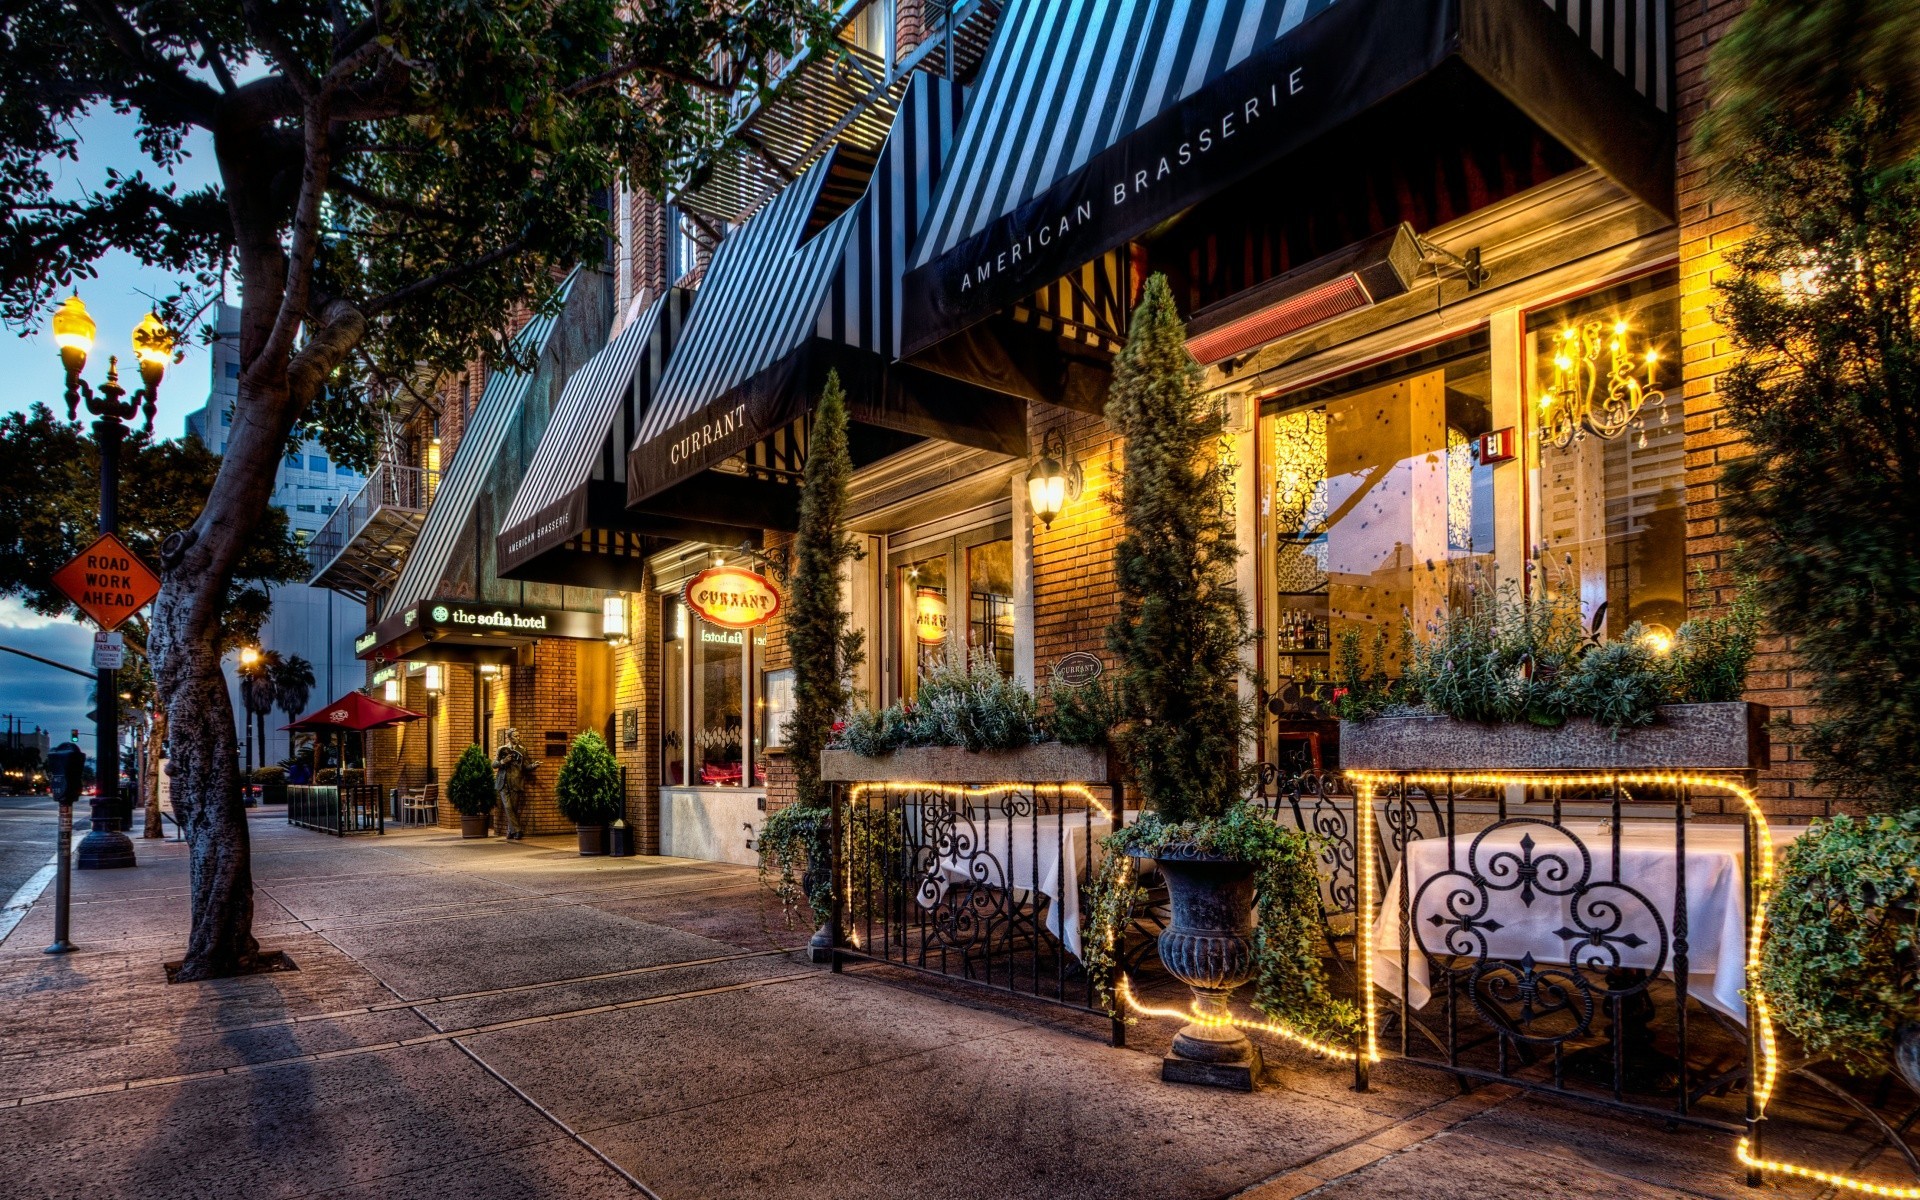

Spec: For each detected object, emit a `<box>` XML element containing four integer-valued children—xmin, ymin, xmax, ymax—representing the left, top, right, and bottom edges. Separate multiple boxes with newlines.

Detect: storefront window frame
<box><xmin>882</xmin><ymin>518</ymin><xmax>1015</xmax><ymax>703</ymax></box>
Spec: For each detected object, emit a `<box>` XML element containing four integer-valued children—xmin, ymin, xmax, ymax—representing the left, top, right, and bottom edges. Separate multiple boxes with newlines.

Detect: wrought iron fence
<box><xmin>286</xmin><ymin>784</ymin><xmax>385</xmax><ymax>836</ymax></box>
<box><xmin>827</xmin><ymin>777</ymin><xmax>1132</xmax><ymax>1044</ymax></box>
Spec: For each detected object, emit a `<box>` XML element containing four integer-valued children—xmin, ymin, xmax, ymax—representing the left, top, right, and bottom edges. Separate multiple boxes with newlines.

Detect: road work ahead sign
<box><xmin>52</xmin><ymin>534</ymin><xmax>161</xmax><ymax>632</ymax></box>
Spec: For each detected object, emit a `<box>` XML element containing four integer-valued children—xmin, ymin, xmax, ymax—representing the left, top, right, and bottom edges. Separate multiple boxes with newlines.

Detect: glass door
<box><xmin>886</xmin><ymin>520</ymin><xmax>1014</xmax><ymax>701</ymax></box>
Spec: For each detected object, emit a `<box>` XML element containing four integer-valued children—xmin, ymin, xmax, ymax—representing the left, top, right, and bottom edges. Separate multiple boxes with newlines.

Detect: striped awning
<box><xmin>383</xmin><ymin>273</ymin><xmax>575</xmax><ymax>617</ymax></box>
<box><xmin>900</xmin><ymin>0</ymin><xmax>1676</xmax><ymax>356</ymax></box>
<box><xmin>628</xmin><ymin>72</ymin><xmax>1025</xmax><ymax>516</ymax></box>
<box><xmin>495</xmin><ymin>288</ymin><xmax>691</xmax><ymax>578</ymax></box>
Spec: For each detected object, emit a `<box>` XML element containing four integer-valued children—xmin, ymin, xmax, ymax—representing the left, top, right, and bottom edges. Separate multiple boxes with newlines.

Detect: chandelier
<box><xmin>1539</xmin><ymin>319</ymin><xmax>1666</xmax><ymax>448</ymax></box>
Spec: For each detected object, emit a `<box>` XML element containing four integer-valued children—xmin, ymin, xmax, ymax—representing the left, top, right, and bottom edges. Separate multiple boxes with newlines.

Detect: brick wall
<box><xmin>1030</xmin><ymin>407</ymin><xmax>1125</xmax><ymax>671</ymax></box>
<box><xmin>1674</xmin><ymin>0</ymin><xmax>1823</xmax><ymax>817</ymax></box>
<box><xmin>612</xmin><ymin>584</ymin><xmax>662</xmax><ymax>853</ymax></box>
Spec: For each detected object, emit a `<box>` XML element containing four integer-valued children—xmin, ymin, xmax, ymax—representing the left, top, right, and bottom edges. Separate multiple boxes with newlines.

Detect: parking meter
<box><xmin>43</xmin><ymin>742</ymin><xmax>84</xmax><ymax>954</ymax></box>
<box><xmin>46</xmin><ymin>742</ymin><xmax>85</xmax><ymax>806</ymax></box>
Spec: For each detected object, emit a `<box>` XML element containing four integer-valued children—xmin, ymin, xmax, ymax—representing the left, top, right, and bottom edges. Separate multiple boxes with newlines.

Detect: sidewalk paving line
<box><xmin>1</xmin><ymin>971</ymin><xmax>821</xmax><ymax>1109</ymax></box>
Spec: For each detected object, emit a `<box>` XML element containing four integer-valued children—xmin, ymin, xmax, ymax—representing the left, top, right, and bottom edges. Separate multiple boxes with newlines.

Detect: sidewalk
<box><xmin>0</xmin><ymin>810</ymin><xmax>1814</xmax><ymax>1199</ymax></box>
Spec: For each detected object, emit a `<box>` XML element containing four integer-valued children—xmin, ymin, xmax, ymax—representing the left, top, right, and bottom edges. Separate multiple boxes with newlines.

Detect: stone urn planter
<box><xmin>1340</xmin><ymin>701</ymin><xmax>1770</xmax><ymax>773</ymax></box>
<box><xmin>1137</xmin><ymin>848</ymin><xmax>1264</xmax><ymax>1090</ymax></box>
<box><xmin>576</xmin><ymin>823</ymin><xmax>606</xmax><ymax>856</ymax></box>
<box><xmin>459</xmin><ymin>812</ymin><xmax>489</xmax><ymax>839</ymax></box>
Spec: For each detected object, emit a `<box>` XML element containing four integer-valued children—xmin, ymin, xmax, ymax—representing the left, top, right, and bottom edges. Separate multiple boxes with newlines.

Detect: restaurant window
<box><xmin>1257</xmin><ymin>343</ymin><xmax>1497</xmax><ymax>701</ymax></box>
<box><xmin>1528</xmin><ymin>273</ymin><xmax>1685</xmax><ymax>640</ymax></box>
<box><xmin>840</xmin><ymin>0</ymin><xmax>892</xmax><ymax>60</ymax></box>
<box><xmin>661</xmin><ymin>592</ymin><xmax>760</xmax><ymax>788</ymax></box>
<box><xmin>887</xmin><ymin>521</ymin><xmax>1014</xmax><ymax>701</ymax></box>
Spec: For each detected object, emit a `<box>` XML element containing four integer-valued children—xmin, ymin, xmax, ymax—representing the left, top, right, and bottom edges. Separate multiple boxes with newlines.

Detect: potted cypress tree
<box><xmin>1100</xmin><ymin>274</ymin><xmax>1345</xmax><ymax>1089</ymax></box>
<box><xmin>557</xmin><ymin>729</ymin><xmax>622</xmax><ymax>855</ymax></box>
<box><xmin>447</xmin><ymin>744</ymin><xmax>495</xmax><ymax>839</ymax></box>
<box><xmin>757</xmin><ymin>370</ymin><xmax>864</xmax><ymax>955</ymax></box>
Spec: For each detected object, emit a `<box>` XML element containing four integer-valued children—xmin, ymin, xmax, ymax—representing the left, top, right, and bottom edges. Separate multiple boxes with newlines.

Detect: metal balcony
<box><xmin>307</xmin><ymin>462</ymin><xmax>437</xmax><ymax>602</ymax></box>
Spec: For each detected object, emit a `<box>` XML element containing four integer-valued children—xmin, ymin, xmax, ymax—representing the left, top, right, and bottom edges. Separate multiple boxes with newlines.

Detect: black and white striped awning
<box><xmin>628</xmin><ymin>73</ymin><xmax>1027</xmax><ymax>523</ymax></box>
<box><xmin>494</xmin><ymin>288</ymin><xmax>696</xmax><ymax>583</ymax></box>
<box><xmin>383</xmin><ymin>273</ymin><xmax>574</xmax><ymax>619</ymax></box>
<box><xmin>900</xmin><ymin>0</ymin><xmax>1676</xmax><ymax>356</ymax></box>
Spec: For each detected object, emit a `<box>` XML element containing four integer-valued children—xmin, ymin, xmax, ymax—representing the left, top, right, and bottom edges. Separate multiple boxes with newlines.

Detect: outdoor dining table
<box><xmin>917</xmin><ymin>805</ymin><xmax>1138</xmax><ymax>960</ymax></box>
<box><xmin>1370</xmin><ymin>817</ymin><xmax>1806</xmax><ymax>1022</ymax></box>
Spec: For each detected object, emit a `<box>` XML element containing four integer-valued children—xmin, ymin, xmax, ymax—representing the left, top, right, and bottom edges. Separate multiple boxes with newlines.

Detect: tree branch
<box><xmin>242</xmin><ymin>0</ymin><xmax>319</xmax><ymax>100</ymax></box>
<box><xmin>361</xmin><ymin>238</ymin><xmax>530</xmax><ymax>316</ymax></box>
<box><xmin>328</xmin><ymin>175</ymin><xmax>466</xmax><ymax>226</ymax></box>
<box><xmin>74</xmin><ymin>0</ymin><xmax>224</xmax><ymax>124</ymax></box>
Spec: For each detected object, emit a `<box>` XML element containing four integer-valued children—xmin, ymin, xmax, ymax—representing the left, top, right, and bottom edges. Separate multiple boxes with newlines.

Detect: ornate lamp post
<box><xmin>53</xmin><ymin>295</ymin><xmax>171</xmax><ymax>870</ymax></box>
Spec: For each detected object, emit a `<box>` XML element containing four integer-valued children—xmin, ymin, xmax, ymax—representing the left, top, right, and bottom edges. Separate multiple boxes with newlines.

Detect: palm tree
<box><xmin>240</xmin><ymin>650</ymin><xmax>282</xmax><ymax>774</ymax></box>
<box><xmin>272</xmin><ymin>655</ymin><xmax>315</xmax><ymax>738</ymax></box>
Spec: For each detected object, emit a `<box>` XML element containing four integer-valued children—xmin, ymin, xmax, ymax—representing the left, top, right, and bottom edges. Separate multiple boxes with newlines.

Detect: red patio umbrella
<box><xmin>282</xmin><ymin>691</ymin><xmax>424</xmax><ymax>780</ymax></box>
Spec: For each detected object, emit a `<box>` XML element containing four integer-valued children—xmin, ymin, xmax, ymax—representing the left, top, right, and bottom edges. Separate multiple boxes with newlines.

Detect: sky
<box><xmin>0</xmin><ymin>111</ymin><xmax>225</xmax><ymax>748</ymax></box>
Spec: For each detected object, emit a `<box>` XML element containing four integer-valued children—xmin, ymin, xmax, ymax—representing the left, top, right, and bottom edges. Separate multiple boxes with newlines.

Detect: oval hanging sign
<box><xmin>914</xmin><ymin>587</ymin><xmax>949</xmax><ymax>645</ymax></box>
<box><xmin>685</xmin><ymin>566</ymin><xmax>782</xmax><ymax>630</ymax></box>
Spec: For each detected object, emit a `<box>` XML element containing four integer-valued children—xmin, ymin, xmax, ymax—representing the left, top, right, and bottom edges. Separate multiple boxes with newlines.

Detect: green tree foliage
<box><xmin>0</xmin><ymin>405</ymin><xmax>304</xmax><ymax>652</ymax></box>
<box><xmin>1103</xmin><ymin>274</ymin><xmax>1254</xmax><ymax>824</ymax></box>
<box><xmin>556</xmin><ymin>730</ymin><xmax>622</xmax><ymax>826</ymax></box>
<box><xmin>785</xmin><ymin>370</ymin><xmax>864</xmax><ymax>809</ymax></box>
<box><xmin>446</xmin><ymin>745</ymin><xmax>495</xmax><ymax>818</ymax></box>
<box><xmin>272</xmin><ymin>655</ymin><xmax>316</xmax><ymax>726</ymax></box>
<box><xmin>1701</xmin><ymin>6</ymin><xmax>1920</xmax><ymax>810</ymax></box>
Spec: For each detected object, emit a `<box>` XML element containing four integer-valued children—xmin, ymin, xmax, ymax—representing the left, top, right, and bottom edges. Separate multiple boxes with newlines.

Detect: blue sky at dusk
<box><xmin>1</xmin><ymin>111</ymin><xmax>226</xmax><ymax>747</ymax></box>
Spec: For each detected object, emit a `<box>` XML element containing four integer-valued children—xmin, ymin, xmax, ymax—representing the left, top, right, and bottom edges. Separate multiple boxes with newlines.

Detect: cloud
<box><xmin>0</xmin><ymin>596</ymin><xmax>76</xmax><ymax>631</ymax></box>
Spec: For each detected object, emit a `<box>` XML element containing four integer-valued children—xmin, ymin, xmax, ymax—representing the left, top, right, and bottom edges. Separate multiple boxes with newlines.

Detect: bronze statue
<box><xmin>492</xmin><ymin>728</ymin><xmax>537</xmax><ymax>839</ymax></box>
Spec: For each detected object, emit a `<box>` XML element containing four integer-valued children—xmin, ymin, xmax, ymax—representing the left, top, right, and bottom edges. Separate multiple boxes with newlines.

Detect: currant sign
<box><xmin>685</xmin><ymin>566</ymin><xmax>782</xmax><ymax>630</ymax></box>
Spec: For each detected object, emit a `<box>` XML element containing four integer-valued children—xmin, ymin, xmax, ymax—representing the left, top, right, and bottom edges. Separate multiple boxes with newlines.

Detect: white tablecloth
<box><xmin>1371</xmin><ymin>818</ymin><xmax>1804</xmax><ymax>1022</ymax></box>
<box><xmin>918</xmin><ymin>808</ymin><xmax>1133</xmax><ymax>959</ymax></box>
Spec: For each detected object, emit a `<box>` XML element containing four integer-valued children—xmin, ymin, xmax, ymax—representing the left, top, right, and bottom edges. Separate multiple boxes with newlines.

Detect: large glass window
<box><xmin>1258</xmin><ymin>349</ymin><xmax>1498</xmax><ymax>694</ymax></box>
<box><xmin>660</xmin><ymin>593</ymin><xmax>758</xmax><ymax>788</ymax></box>
<box><xmin>887</xmin><ymin>523</ymin><xmax>1013</xmax><ymax>701</ymax></box>
<box><xmin>1528</xmin><ymin>275</ymin><xmax>1685</xmax><ymax>639</ymax></box>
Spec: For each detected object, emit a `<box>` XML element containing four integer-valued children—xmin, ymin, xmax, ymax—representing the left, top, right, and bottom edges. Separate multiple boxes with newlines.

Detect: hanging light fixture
<box><xmin>1028</xmin><ymin>428</ymin><xmax>1082</xmax><ymax>529</ymax></box>
<box><xmin>1539</xmin><ymin>319</ymin><xmax>1667</xmax><ymax>449</ymax></box>
<box><xmin>602</xmin><ymin>594</ymin><xmax>628</xmax><ymax>642</ymax></box>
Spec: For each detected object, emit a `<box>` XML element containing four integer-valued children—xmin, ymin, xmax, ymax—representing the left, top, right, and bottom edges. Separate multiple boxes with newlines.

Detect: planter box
<box><xmin>821</xmin><ymin>743</ymin><xmax>1111</xmax><ymax>784</ymax></box>
<box><xmin>1339</xmin><ymin>702</ymin><xmax>1769</xmax><ymax>773</ymax></box>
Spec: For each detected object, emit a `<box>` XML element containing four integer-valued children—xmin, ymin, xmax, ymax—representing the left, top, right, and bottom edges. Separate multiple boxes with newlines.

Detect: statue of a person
<box><xmin>492</xmin><ymin>728</ymin><xmax>536</xmax><ymax>840</ymax></box>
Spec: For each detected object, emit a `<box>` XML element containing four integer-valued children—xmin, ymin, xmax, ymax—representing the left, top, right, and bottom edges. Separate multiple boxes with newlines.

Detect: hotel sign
<box><xmin>357</xmin><ymin>598</ymin><xmax>604</xmax><ymax>659</ymax></box>
<box><xmin>684</xmin><ymin>566</ymin><xmax>782</xmax><ymax>630</ymax></box>
<box><xmin>900</xmin><ymin>0</ymin><xmax>1451</xmax><ymax>357</ymax></box>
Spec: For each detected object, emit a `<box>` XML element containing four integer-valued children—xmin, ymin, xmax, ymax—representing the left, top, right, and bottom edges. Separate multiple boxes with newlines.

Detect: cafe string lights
<box><xmin>1539</xmin><ymin>318</ymin><xmax>1668</xmax><ymax>449</ymax></box>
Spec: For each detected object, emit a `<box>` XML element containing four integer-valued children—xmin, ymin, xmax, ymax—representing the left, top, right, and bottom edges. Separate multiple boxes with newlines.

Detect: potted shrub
<box><xmin>251</xmin><ymin>765</ymin><xmax>288</xmax><ymax>807</ymax></box>
<box><xmin>1338</xmin><ymin>572</ymin><xmax>1769</xmax><ymax>773</ymax></box>
<box><xmin>557</xmin><ymin>730</ymin><xmax>622</xmax><ymax>855</ymax></box>
<box><xmin>447</xmin><ymin>744</ymin><xmax>495</xmax><ymax>838</ymax></box>
<box><xmin>1759</xmin><ymin>811</ymin><xmax>1920</xmax><ymax>1089</ymax></box>
<box><xmin>1087</xmin><ymin>275</ymin><xmax>1351</xmax><ymax>1089</ymax></box>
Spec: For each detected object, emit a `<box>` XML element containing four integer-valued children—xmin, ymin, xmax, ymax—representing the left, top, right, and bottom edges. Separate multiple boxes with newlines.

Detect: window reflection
<box><xmin>899</xmin><ymin>554</ymin><xmax>948</xmax><ymax>701</ymax></box>
<box><xmin>968</xmin><ymin>538</ymin><xmax>1015</xmax><ymax>677</ymax></box>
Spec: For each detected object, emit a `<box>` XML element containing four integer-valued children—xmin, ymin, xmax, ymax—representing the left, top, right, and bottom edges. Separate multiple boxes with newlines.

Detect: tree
<box><xmin>1104</xmin><ymin>273</ymin><xmax>1255</xmax><ymax>824</ymax></box>
<box><xmin>239</xmin><ymin>648</ymin><xmax>281</xmax><ymax>773</ymax></box>
<box><xmin>1701</xmin><ymin>3</ymin><xmax>1920</xmax><ymax>811</ymax></box>
<box><xmin>555</xmin><ymin>731</ymin><xmax>621</xmax><ymax>827</ymax></box>
<box><xmin>785</xmin><ymin>370</ymin><xmax>863</xmax><ymax>812</ymax></box>
<box><xmin>1</xmin><ymin>0</ymin><xmax>829</xmax><ymax>978</ymax></box>
<box><xmin>272</xmin><ymin>655</ymin><xmax>315</xmax><ymax>734</ymax></box>
<box><xmin>445</xmin><ymin>744</ymin><xmax>495</xmax><ymax>818</ymax></box>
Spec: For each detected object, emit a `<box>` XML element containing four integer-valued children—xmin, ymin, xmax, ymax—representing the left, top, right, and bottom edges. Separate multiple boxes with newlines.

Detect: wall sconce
<box><xmin>479</xmin><ymin>662</ymin><xmax>499</xmax><ymax>678</ymax></box>
<box><xmin>1028</xmin><ymin>428</ymin><xmax>1082</xmax><ymax>529</ymax></box>
<box><xmin>602</xmin><ymin>594</ymin><xmax>628</xmax><ymax>643</ymax></box>
<box><xmin>383</xmin><ymin>678</ymin><xmax>400</xmax><ymax>703</ymax></box>
<box><xmin>424</xmin><ymin>664</ymin><xmax>443</xmax><ymax>693</ymax></box>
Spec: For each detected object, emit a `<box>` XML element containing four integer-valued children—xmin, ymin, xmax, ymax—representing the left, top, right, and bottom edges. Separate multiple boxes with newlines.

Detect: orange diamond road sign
<box><xmin>51</xmin><ymin>534</ymin><xmax>162</xmax><ymax>632</ymax></box>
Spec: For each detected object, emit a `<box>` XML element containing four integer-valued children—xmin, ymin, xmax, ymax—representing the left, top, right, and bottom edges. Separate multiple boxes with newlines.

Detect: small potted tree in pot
<box><xmin>1092</xmin><ymin>274</ymin><xmax>1351</xmax><ymax>1089</ymax></box>
<box><xmin>448</xmin><ymin>744</ymin><xmax>495</xmax><ymax>838</ymax></box>
<box><xmin>557</xmin><ymin>729</ymin><xmax>622</xmax><ymax>855</ymax></box>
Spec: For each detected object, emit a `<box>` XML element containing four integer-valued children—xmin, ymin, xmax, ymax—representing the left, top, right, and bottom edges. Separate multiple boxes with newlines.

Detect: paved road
<box><xmin>0</xmin><ymin>793</ymin><xmax>58</xmax><ymax>905</ymax></box>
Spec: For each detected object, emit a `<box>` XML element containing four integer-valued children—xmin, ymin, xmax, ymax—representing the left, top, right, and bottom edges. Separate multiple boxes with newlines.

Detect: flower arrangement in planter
<box><xmin>1081</xmin><ymin>274</ymin><xmax>1351</xmax><ymax>1089</ymax></box>
<box><xmin>556</xmin><ymin>730</ymin><xmax>622</xmax><ymax>855</ymax></box>
<box><xmin>1337</xmin><ymin>571</ymin><xmax>1768</xmax><ymax>772</ymax></box>
<box><xmin>446</xmin><ymin>744</ymin><xmax>496</xmax><ymax>838</ymax></box>
<box><xmin>1759</xmin><ymin>811</ymin><xmax>1920</xmax><ymax>1086</ymax></box>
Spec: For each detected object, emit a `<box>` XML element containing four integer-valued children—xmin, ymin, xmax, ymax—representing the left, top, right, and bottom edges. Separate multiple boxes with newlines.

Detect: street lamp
<box><xmin>54</xmin><ymin>294</ymin><xmax>171</xmax><ymax>870</ymax></box>
<box><xmin>237</xmin><ymin>646</ymin><xmax>260</xmax><ymax>777</ymax></box>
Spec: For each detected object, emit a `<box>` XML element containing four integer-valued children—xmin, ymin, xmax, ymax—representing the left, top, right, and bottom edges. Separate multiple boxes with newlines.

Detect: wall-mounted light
<box><xmin>383</xmin><ymin>678</ymin><xmax>400</xmax><ymax>702</ymax></box>
<box><xmin>602</xmin><ymin>594</ymin><xmax>628</xmax><ymax>642</ymax></box>
<box><xmin>424</xmin><ymin>664</ymin><xmax>443</xmax><ymax>693</ymax></box>
<box><xmin>1028</xmin><ymin>428</ymin><xmax>1082</xmax><ymax>529</ymax></box>
<box><xmin>479</xmin><ymin>662</ymin><xmax>499</xmax><ymax>677</ymax></box>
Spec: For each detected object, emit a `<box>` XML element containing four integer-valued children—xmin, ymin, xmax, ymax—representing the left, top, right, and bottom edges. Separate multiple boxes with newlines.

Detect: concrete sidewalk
<box><xmin>0</xmin><ymin>810</ymin><xmax>1815</xmax><ymax>1199</ymax></box>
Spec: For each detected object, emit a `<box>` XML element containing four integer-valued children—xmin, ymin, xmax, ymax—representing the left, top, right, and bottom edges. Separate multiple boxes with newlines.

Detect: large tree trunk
<box><xmin>142</xmin><ymin>713</ymin><xmax>163</xmax><ymax>838</ymax></box>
